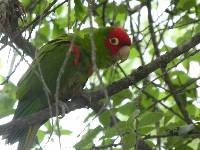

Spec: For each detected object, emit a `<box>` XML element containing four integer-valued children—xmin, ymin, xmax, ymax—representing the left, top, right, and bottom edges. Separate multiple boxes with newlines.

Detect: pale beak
<box><xmin>116</xmin><ymin>46</ymin><xmax>130</xmax><ymax>62</ymax></box>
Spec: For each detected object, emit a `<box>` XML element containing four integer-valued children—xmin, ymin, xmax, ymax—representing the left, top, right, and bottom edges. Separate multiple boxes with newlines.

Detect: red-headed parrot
<box><xmin>3</xmin><ymin>27</ymin><xmax>131</xmax><ymax>150</ymax></box>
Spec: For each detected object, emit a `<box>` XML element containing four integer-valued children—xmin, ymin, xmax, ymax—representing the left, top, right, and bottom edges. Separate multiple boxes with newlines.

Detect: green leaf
<box><xmin>61</xmin><ymin>129</ymin><xmax>72</xmax><ymax>135</ymax></box>
<box><xmin>99</xmin><ymin>110</ymin><xmax>112</xmax><ymax>127</ymax></box>
<box><xmin>166</xmin><ymin>121</ymin><xmax>185</xmax><ymax>129</ymax></box>
<box><xmin>51</xmin><ymin>21</ymin><xmax>66</xmax><ymax>39</ymax></box>
<box><xmin>182</xmin><ymin>59</ymin><xmax>190</xmax><ymax>71</ymax></box>
<box><xmin>0</xmin><ymin>92</ymin><xmax>15</xmax><ymax>118</ymax></box>
<box><xmin>103</xmin><ymin>68</ymin><xmax>121</xmax><ymax>84</ymax></box>
<box><xmin>104</xmin><ymin>127</ymin><xmax>118</xmax><ymax>138</ymax></box>
<box><xmin>175</xmin><ymin>15</ymin><xmax>196</xmax><ymax>28</ymax></box>
<box><xmin>197</xmin><ymin>141</ymin><xmax>200</xmax><ymax>150</ymax></box>
<box><xmin>144</xmin><ymin>85</ymin><xmax>159</xmax><ymax>100</ymax></box>
<box><xmin>176</xmin><ymin>30</ymin><xmax>193</xmax><ymax>45</ymax></box>
<box><xmin>165</xmin><ymin>136</ymin><xmax>185</xmax><ymax>149</ymax></box>
<box><xmin>129</xmin><ymin>47</ymin><xmax>139</xmax><ymax>59</ymax></box>
<box><xmin>74</xmin><ymin>126</ymin><xmax>102</xmax><ymax>149</ymax></box>
<box><xmin>170</xmin><ymin>71</ymin><xmax>191</xmax><ymax>85</ymax></box>
<box><xmin>37</xmin><ymin>130</ymin><xmax>46</xmax><ymax>143</ymax></box>
<box><xmin>112</xmin><ymin>89</ymin><xmax>132</xmax><ymax>106</ymax></box>
<box><xmin>115</xmin><ymin>4</ymin><xmax>127</xmax><ymax>26</ymax></box>
<box><xmin>164</xmin><ymin>112</ymin><xmax>174</xmax><ymax>125</ymax></box>
<box><xmin>188</xmin><ymin>52</ymin><xmax>200</xmax><ymax>62</ymax></box>
<box><xmin>117</xmin><ymin>120</ymin><xmax>134</xmax><ymax>133</ymax></box>
<box><xmin>0</xmin><ymin>77</ymin><xmax>3</xmax><ymax>83</ymax></box>
<box><xmin>34</xmin><ymin>1</ymin><xmax>47</xmax><ymax>14</ymax></box>
<box><xmin>55</xmin><ymin>4</ymin><xmax>66</xmax><ymax>16</ymax></box>
<box><xmin>83</xmin><ymin>111</ymin><xmax>96</xmax><ymax>123</ymax></box>
<box><xmin>105</xmin><ymin>2</ymin><xmax>115</xmax><ymax>20</ymax></box>
<box><xmin>117</xmin><ymin>102</ymin><xmax>135</xmax><ymax>116</ymax></box>
<box><xmin>32</xmin><ymin>22</ymin><xmax>50</xmax><ymax>47</ymax></box>
<box><xmin>55</xmin><ymin>17</ymin><xmax>68</xmax><ymax>29</ymax></box>
<box><xmin>0</xmin><ymin>82</ymin><xmax>17</xmax><ymax>118</ymax></box>
<box><xmin>139</xmin><ymin>126</ymin><xmax>155</xmax><ymax>134</ymax></box>
<box><xmin>122</xmin><ymin>133</ymin><xmax>136</xmax><ymax>150</ymax></box>
<box><xmin>187</xmin><ymin>103</ymin><xmax>200</xmax><ymax>120</ymax></box>
<box><xmin>21</xmin><ymin>0</ymin><xmax>32</xmax><ymax>8</ymax></box>
<box><xmin>100</xmin><ymin>138</ymin><xmax>114</xmax><ymax>148</ymax></box>
<box><xmin>74</xmin><ymin>0</ymin><xmax>86</xmax><ymax>20</ymax></box>
<box><xmin>177</xmin><ymin>0</ymin><xmax>196</xmax><ymax>10</ymax></box>
<box><xmin>139</xmin><ymin>112</ymin><xmax>163</xmax><ymax>127</ymax></box>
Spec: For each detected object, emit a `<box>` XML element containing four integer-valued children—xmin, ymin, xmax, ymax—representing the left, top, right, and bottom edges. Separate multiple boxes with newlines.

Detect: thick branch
<box><xmin>0</xmin><ymin>31</ymin><xmax>200</xmax><ymax>134</ymax></box>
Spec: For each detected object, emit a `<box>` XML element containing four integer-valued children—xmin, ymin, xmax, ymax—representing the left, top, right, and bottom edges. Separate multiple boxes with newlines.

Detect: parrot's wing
<box><xmin>16</xmin><ymin>35</ymin><xmax>72</xmax><ymax>100</ymax></box>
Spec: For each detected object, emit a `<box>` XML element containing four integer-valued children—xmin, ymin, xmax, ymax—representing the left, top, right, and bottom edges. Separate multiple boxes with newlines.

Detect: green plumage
<box><xmin>4</xmin><ymin>27</ymin><xmax>119</xmax><ymax>150</ymax></box>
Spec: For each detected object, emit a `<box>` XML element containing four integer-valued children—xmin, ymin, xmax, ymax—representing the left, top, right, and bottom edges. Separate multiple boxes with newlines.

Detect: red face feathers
<box><xmin>105</xmin><ymin>27</ymin><xmax>131</xmax><ymax>59</ymax></box>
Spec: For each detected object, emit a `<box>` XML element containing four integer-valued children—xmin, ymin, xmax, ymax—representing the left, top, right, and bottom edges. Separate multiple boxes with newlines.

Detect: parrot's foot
<box><xmin>55</xmin><ymin>101</ymin><xmax>69</xmax><ymax>119</ymax></box>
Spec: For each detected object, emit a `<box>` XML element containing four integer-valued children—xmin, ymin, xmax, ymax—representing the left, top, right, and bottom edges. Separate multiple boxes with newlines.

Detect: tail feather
<box><xmin>4</xmin><ymin>128</ymin><xmax>24</xmax><ymax>144</ymax></box>
<box><xmin>2</xmin><ymin>96</ymin><xmax>48</xmax><ymax>149</ymax></box>
<box><xmin>17</xmin><ymin>125</ymin><xmax>40</xmax><ymax>150</ymax></box>
<box><xmin>2</xmin><ymin>124</ymin><xmax>40</xmax><ymax>150</ymax></box>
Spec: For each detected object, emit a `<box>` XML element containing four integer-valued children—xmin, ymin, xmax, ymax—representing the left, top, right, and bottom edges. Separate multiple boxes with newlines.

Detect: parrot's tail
<box><xmin>1</xmin><ymin>94</ymin><xmax>48</xmax><ymax>149</ymax></box>
<box><xmin>2</xmin><ymin>124</ymin><xmax>40</xmax><ymax>150</ymax></box>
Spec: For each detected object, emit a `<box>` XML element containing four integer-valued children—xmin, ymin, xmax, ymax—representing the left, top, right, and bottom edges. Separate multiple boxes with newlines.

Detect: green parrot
<box><xmin>3</xmin><ymin>27</ymin><xmax>131</xmax><ymax>150</ymax></box>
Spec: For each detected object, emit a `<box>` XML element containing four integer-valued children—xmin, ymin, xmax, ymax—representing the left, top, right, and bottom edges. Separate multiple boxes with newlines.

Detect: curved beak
<box><xmin>116</xmin><ymin>46</ymin><xmax>130</xmax><ymax>62</ymax></box>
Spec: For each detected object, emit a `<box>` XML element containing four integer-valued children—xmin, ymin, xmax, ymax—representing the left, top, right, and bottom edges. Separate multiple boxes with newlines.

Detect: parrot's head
<box><xmin>105</xmin><ymin>27</ymin><xmax>131</xmax><ymax>61</ymax></box>
<box><xmin>89</xmin><ymin>27</ymin><xmax>131</xmax><ymax>69</ymax></box>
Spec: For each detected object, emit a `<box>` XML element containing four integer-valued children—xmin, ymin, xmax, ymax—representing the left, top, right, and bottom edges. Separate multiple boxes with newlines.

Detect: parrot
<box><xmin>3</xmin><ymin>27</ymin><xmax>131</xmax><ymax>150</ymax></box>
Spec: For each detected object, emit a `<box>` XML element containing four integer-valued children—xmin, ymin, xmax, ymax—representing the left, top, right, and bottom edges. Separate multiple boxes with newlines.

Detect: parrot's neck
<box><xmin>83</xmin><ymin>28</ymin><xmax>115</xmax><ymax>69</ymax></box>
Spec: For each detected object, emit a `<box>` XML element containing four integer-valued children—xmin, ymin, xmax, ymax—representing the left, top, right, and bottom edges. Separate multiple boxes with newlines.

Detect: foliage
<box><xmin>0</xmin><ymin>76</ymin><xmax>17</xmax><ymax>118</ymax></box>
<box><xmin>0</xmin><ymin>0</ymin><xmax>200</xmax><ymax>149</ymax></box>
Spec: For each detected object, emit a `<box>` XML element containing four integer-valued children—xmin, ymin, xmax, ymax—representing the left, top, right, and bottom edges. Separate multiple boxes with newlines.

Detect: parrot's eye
<box><xmin>109</xmin><ymin>37</ymin><xmax>119</xmax><ymax>45</ymax></box>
